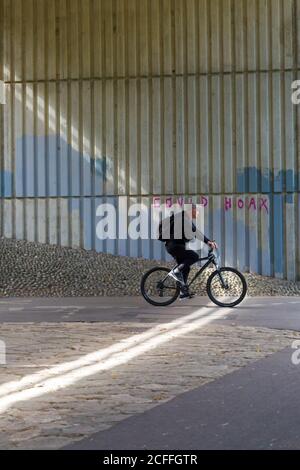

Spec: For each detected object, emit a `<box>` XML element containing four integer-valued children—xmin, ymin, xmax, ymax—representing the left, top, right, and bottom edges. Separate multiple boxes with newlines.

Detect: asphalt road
<box><xmin>66</xmin><ymin>347</ymin><xmax>300</xmax><ymax>450</ymax></box>
<box><xmin>0</xmin><ymin>296</ymin><xmax>300</xmax><ymax>331</ymax></box>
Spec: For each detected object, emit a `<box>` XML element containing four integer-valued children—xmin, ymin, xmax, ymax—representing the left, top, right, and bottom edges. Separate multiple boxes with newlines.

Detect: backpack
<box><xmin>158</xmin><ymin>213</ymin><xmax>193</xmax><ymax>243</ymax></box>
<box><xmin>158</xmin><ymin>219</ymin><xmax>168</xmax><ymax>242</ymax></box>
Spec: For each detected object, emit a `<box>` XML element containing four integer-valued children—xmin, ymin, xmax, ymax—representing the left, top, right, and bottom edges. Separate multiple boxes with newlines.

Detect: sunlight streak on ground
<box><xmin>0</xmin><ymin>305</ymin><xmax>231</xmax><ymax>413</ymax></box>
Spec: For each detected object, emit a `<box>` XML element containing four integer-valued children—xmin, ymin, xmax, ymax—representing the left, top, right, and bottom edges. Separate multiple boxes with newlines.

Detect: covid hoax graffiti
<box><xmin>153</xmin><ymin>196</ymin><xmax>269</xmax><ymax>214</ymax></box>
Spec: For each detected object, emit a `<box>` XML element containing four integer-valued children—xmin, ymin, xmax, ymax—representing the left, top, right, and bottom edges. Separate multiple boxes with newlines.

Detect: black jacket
<box><xmin>159</xmin><ymin>211</ymin><xmax>209</xmax><ymax>245</ymax></box>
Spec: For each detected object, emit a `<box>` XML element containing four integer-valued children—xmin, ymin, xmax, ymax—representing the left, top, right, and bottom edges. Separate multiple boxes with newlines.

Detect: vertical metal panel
<box><xmin>187</xmin><ymin>76</ymin><xmax>197</xmax><ymax>194</ymax></box>
<box><xmin>37</xmin><ymin>198</ymin><xmax>47</xmax><ymax>244</ymax></box>
<box><xmin>1</xmin><ymin>0</ymin><xmax>299</xmax><ymax>79</ymax></box>
<box><xmin>175</xmin><ymin>76</ymin><xmax>185</xmax><ymax>194</ymax></box>
<box><xmin>199</xmin><ymin>75</ymin><xmax>210</xmax><ymax>194</ymax></box>
<box><xmin>0</xmin><ymin>0</ymin><xmax>300</xmax><ymax>280</ymax></box>
<box><xmin>152</xmin><ymin>77</ymin><xmax>162</xmax><ymax>194</ymax></box>
<box><xmin>223</xmin><ymin>75</ymin><xmax>234</xmax><ymax>193</ymax></box>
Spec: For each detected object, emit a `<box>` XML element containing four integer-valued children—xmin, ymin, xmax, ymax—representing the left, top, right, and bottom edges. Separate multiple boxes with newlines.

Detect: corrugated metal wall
<box><xmin>0</xmin><ymin>0</ymin><xmax>299</xmax><ymax>280</ymax></box>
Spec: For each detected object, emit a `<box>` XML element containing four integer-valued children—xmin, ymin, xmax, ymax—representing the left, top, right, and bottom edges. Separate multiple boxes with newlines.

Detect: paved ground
<box><xmin>67</xmin><ymin>348</ymin><xmax>300</xmax><ymax>450</ymax></box>
<box><xmin>0</xmin><ymin>296</ymin><xmax>300</xmax><ymax>329</ymax></box>
<box><xmin>0</xmin><ymin>296</ymin><xmax>299</xmax><ymax>450</ymax></box>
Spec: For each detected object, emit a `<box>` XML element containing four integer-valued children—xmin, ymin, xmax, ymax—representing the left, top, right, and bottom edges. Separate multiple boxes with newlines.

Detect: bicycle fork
<box><xmin>212</xmin><ymin>259</ymin><xmax>229</xmax><ymax>290</ymax></box>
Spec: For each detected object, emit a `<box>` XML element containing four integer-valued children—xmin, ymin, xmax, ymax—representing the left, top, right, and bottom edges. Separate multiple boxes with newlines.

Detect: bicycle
<box><xmin>141</xmin><ymin>248</ymin><xmax>247</xmax><ymax>308</ymax></box>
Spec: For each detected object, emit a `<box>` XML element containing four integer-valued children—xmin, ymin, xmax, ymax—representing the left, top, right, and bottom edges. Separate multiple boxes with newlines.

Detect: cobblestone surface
<box><xmin>0</xmin><ymin>321</ymin><xmax>298</xmax><ymax>449</ymax></box>
<box><xmin>0</xmin><ymin>238</ymin><xmax>299</xmax><ymax>297</ymax></box>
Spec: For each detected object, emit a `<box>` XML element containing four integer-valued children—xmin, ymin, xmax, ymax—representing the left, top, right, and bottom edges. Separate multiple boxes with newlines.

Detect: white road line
<box><xmin>0</xmin><ymin>304</ymin><xmax>231</xmax><ymax>413</ymax></box>
<box><xmin>173</xmin><ymin>306</ymin><xmax>193</xmax><ymax>308</ymax></box>
<box><xmin>92</xmin><ymin>306</ymin><xmax>114</xmax><ymax>309</ymax></box>
<box><xmin>32</xmin><ymin>306</ymin><xmax>86</xmax><ymax>310</ymax></box>
<box><xmin>86</xmin><ymin>306</ymin><xmax>138</xmax><ymax>309</ymax></box>
<box><xmin>119</xmin><ymin>306</ymin><xmax>139</xmax><ymax>309</ymax></box>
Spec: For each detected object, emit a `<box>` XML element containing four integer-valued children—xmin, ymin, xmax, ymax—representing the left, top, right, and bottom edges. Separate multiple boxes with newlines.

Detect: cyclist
<box><xmin>158</xmin><ymin>205</ymin><xmax>217</xmax><ymax>300</ymax></box>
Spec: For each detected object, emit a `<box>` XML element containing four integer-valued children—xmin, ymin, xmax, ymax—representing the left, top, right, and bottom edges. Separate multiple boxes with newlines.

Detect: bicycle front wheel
<box><xmin>207</xmin><ymin>267</ymin><xmax>247</xmax><ymax>308</ymax></box>
<box><xmin>141</xmin><ymin>267</ymin><xmax>180</xmax><ymax>307</ymax></box>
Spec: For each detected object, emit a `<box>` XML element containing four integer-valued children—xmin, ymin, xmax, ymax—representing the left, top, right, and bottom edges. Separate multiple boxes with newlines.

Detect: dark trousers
<box><xmin>165</xmin><ymin>242</ymin><xmax>199</xmax><ymax>284</ymax></box>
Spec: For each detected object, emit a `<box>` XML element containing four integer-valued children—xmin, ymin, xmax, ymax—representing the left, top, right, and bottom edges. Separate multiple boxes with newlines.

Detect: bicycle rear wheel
<box><xmin>207</xmin><ymin>267</ymin><xmax>247</xmax><ymax>307</ymax></box>
<box><xmin>141</xmin><ymin>267</ymin><xmax>180</xmax><ymax>306</ymax></box>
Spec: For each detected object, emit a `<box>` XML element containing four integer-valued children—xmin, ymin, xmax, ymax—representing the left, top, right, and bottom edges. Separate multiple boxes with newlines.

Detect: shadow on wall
<box><xmin>0</xmin><ymin>135</ymin><xmax>110</xmax><ymax>198</ymax></box>
<box><xmin>237</xmin><ymin>167</ymin><xmax>299</xmax><ymax>193</ymax></box>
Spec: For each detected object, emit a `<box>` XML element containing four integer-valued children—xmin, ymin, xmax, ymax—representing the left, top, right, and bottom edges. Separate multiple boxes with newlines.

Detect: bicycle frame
<box><xmin>187</xmin><ymin>254</ymin><xmax>217</xmax><ymax>288</ymax></box>
<box><xmin>160</xmin><ymin>250</ymin><xmax>220</xmax><ymax>289</ymax></box>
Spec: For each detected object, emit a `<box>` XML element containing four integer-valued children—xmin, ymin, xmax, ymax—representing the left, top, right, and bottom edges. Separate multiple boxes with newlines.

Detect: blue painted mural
<box><xmin>237</xmin><ymin>166</ymin><xmax>299</xmax><ymax>194</ymax></box>
<box><xmin>0</xmin><ymin>135</ymin><xmax>109</xmax><ymax>198</ymax></box>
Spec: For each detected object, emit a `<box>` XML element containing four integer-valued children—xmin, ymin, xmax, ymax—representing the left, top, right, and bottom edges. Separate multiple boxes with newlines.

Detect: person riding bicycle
<box><xmin>158</xmin><ymin>204</ymin><xmax>217</xmax><ymax>300</ymax></box>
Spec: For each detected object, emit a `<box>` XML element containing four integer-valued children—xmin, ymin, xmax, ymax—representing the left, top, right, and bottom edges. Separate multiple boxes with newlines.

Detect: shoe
<box><xmin>169</xmin><ymin>269</ymin><xmax>185</xmax><ymax>286</ymax></box>
<box><xmin>179</xmin><ymin>286</ymin><xmax>195</xmax><ymax>300</ymax></box>
<box><xmin>179</xmin><ymin>288</ymin><xmax>195</xmax><ymax>301</ymax></box>
<box><xmin>180</xmin><ymin>292</ymin><xmax>193</xmax><ymax>301</ymax></box>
